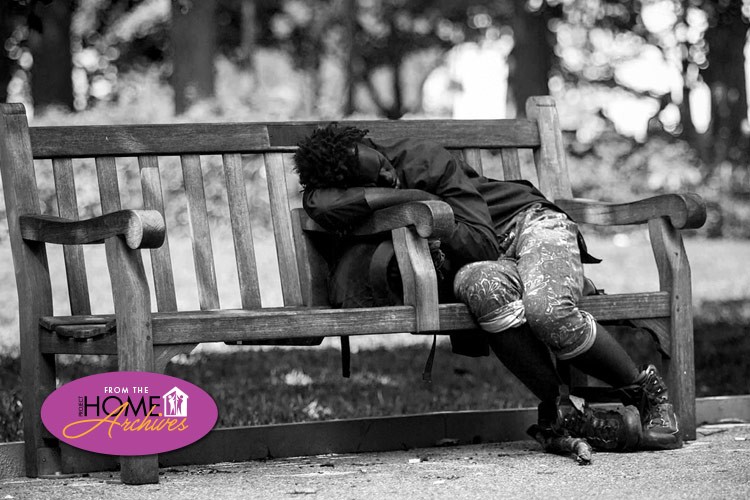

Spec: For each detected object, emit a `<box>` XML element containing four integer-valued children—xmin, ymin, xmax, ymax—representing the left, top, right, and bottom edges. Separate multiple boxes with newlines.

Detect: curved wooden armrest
<box><xmin>19</xmin><ymin>209</ymin><xmax>166</xmax><ymax>249</ymax></box>
<box><xmin>297</xmin><ymin>200</ymin><xmax>456</xmax><ymax>240</ymax></box>
<box><xmin>554</xmin><ymin>193</ymin><xmax>706</xmax><ymax>229</ymax></box>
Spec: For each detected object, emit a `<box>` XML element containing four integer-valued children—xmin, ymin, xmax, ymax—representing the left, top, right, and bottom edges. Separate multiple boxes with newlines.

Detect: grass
<box><xmin>1</xmin><ymin>313</ymin><xmax>747</xmax><ymax>443</ymax></box>
<box><xmin>0</xmin><ymin>231</ymin><xmax>748</xmax><ymax>442</ymax></box>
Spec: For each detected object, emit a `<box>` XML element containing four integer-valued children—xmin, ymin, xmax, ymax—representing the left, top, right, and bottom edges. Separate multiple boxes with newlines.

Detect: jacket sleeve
<box><xmin>302</xmin><ymin>187</ymin><xmax>373</xmax><ymax>232</ymax></box>
<box><xmin>397</xmin><ymin>141</ymin><xmax>500</xmax><ymax>266</ymax></box>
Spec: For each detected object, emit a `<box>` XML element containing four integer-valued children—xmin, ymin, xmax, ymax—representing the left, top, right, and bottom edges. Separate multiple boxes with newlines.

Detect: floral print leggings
<box><xmin>504</xmin><ymin>204</ymin><xmax>597</xmax><ymax>360</ymax></box>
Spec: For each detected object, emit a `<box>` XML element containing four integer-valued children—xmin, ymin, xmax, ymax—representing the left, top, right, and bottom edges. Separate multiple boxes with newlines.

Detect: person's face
<box><xmin>350</xmin><ymin>143</ymin><xmax>401</xmax><ymax>188</ymax></box>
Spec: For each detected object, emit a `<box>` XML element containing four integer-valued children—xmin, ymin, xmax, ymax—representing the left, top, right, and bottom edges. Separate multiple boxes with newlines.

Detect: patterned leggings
<box><xmin>504</xmin><ymin>204</ymin><xmax>596</xmax><ymax>360</ymax></box>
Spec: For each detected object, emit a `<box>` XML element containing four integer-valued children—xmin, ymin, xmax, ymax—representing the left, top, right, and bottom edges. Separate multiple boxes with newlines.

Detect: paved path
<box><xmin>2</xmin><ymin>423</ymin><xmax>749</xmax><ymax>499</ymax></box>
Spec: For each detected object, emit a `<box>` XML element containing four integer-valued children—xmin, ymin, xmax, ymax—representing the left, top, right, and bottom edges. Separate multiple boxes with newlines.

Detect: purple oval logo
<box><xmin>41</xmin><ymin>372</ymin><xmax>218</xmax><ymax>456</ymax></box>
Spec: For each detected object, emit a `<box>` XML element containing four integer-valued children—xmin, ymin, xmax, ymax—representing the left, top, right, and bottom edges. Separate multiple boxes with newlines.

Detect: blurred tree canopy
<box><xmin>0</xmin><ymin>0</ymin><xmax>749</xmax><ymax>235</ymax></box>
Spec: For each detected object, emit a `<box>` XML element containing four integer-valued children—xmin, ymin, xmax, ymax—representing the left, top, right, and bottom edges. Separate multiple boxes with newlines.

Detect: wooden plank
<box><xmin>29</xmin><ymin>120</ymin><xmax>541</xmax><ymax>158</ymax></box>
<box><xmin>525</xmin><ymin>96</ymin><xmax>573</xmax><ymax>200</ymax></box>
<box><xmin>38</xmin><ymin>292</ymin><xmax>672</xmax><ymax>354</ymax></box>
<box><xmin>180</xmin><ymin>155</ymin><xmax>220</xmax><ymax>310</ymax></box>
<box><xmin>266</xmin><ymin>120</ymin><xmax>541</xmax><ymax>149</ymax></box>
<box><xmin>649</xmin><ymin>217</ymin><xmax>696</xmax><ymax>441</ymax></box>
<box><xmin>96</xmin><ymin>154</ymin><xmax>158</xmax><ymax>485</ymax></box>
<box><xmin>0</xmin><ymin>103</ymin><xmax>59</xmax><ymax>477</ymax></box>
<box><xmin>52</xmin><ymin>157</ymin><xmax>91</xmax><ymax>316</ymax></box>
<box><xmin>222</xmin><ymin>154</ymin><xmax>262</xmax><ymax>308</ymax></box>
<box><xmin>38</xmin><ymin>292</ymin><xmax>672</xmax><ymax>353</ymax></box>
<box><xmin>500</xmin><ymin>148</ymin><xmax>522</xmax><ymax>180</ymax></box>
<box><xmin>463</xmin><ymin>148</ymin><xmax>483</xmax><ymax>175</ymax></box>
<box><xmin>392</xmin><ymin>227</ymin><xmax>440</xmax><ymax>332</ymax></box>
<box><xmin>29</xmin><ymin>123</ymin><xmax>272</xmax><ymax>158</ymax></box>
<box><xmin>290</xmin><ymin>210</ymin><xmax>329</xmax><ymax>306</ymax></box>
<box><xmin>263</xmin><ymin>153</ymin><xmax>303</xmax><ymax>306</ymax></box>
<box><xmin>139</xmin><ymin>155</ymin><xmax>177</xmax><ymax>312</ymax></box>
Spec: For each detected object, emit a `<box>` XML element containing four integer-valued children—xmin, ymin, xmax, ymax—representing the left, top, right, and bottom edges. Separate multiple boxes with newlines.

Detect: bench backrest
<box><xmin>0</xmin><ymin>97</ymin><xmax>569</xmax><ymax>319</ymax></box>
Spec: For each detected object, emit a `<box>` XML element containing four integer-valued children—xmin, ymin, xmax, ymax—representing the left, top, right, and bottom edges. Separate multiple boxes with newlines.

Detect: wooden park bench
<box><xmin>0</xmin><ymin>97</ymin><xmax>706</xmax><ymax>484</ymax></box>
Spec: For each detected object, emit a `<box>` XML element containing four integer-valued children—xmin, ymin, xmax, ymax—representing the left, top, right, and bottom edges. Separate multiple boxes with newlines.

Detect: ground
<box><xmin>2</xmin><ymin>423</ymin><xmax>749</xmax><ymax>499</ymax></box>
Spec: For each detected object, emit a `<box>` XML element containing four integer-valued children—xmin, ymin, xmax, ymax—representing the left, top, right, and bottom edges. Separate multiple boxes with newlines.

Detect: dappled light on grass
<box><xmin>164</xmin><ymin>345</ymin><xmax>538</xmax><ymax>429</ymax></box>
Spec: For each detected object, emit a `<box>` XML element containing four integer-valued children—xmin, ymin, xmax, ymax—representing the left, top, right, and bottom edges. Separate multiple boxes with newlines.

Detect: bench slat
<box><xmin>139</xmin><ymin>155</ymin><xmax>177</xmax><ymax>312</ymax></box>
<box><xmin>181</xmin><ymin>154</ymin><xmax>220</xmax><ymax>310</ymax></box>
<box><xmin>222</xmin><ymin>153</ymin><xmax>262</xmax><ymax>308</ymax></box>
<box><xmin>500</xmin><ymin>148</ymin><xmax>522</xmax><ymax>180</ymax></box>
<box><xmin>264</xmin><ymin>153</ymin><xmax>303</xmax><ymax>306</ymax></box>
<box><xmin>28</xmin><ymin>120</ymin><xmax>542</xmax><ymax>158</ymax></box>
<box><xmin>266</xmin><ymin>120</ymin><xmax>541</xmax><ymax>149</ymax></box>
<box><xmin>52</xmin><ymin>158</ymin><xmax>91</xmax><ymax>315</ymax></box>
<box><xmin>463</xmin><ymin>148</ymin><xmax>483</xmax><ymax>176</ymax></box>
<box><xmin>39</xmin><ymin>291</ymin><xmax>671</xmax><ymax>354</ymax></box>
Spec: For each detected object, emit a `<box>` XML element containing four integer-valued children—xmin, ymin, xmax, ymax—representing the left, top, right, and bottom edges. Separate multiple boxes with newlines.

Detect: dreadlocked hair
<box><xmin>293</xmin><ymin>123</ymin><xmax>369</xmax><ymax>189</ymax></box>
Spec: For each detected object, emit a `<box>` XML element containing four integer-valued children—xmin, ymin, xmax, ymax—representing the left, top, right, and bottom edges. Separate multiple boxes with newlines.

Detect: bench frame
<box><xmin>0</xmin><ymin>97</ymin><xmax>705</xmax><ymax>484</ymax></box>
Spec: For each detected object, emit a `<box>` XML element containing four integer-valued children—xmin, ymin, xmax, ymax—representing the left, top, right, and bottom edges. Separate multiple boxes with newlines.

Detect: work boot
<box><xmin>555</xmin><ymin>396</ymin><xmax>642</xmax><ymax>452</ymax></box>
<box><xmin>627</xmin><ymin>364</ymin><xmax>683</xmax><ymax>450</ymax></box>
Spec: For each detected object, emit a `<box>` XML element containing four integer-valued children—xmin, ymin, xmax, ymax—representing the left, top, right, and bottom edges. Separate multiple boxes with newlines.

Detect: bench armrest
<box><xmin>297</xmin><ymin>199</ymin><xmax>456</xmax><ymax>240</ymax></box>
<box><xmin>554</xmin><ymin>193</ymin><xmax>707</xmax><ymax>230</ymax></box>
<box><xmin>295</xmin><ymin>193</ymin><xmax>454</xmax><ymax>333</ymax></box>
<box><xmin>19</xmin><ymin>209</ymin><xmax>166</xmax><ymax>249</ymax></box>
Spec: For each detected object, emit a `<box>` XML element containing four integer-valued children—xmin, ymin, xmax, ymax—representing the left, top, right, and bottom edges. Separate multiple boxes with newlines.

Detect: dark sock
<box><xmin>569</xmin><ymin>323</ymin><xmax>640</xmax><ymax>387</ymax></box>
<box><xmin>487</xmin><ymin>323</ymin><xmax>562</xmax><ymax>403</ymax></box>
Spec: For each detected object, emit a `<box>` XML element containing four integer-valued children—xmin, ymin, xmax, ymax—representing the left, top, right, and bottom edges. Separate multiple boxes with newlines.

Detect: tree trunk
<box><xmin>701</xmin><ymin>3</ymin><xmax>749</xmax><ymax>167</ymax></box>
<box><xmin>343</xmin><ymin>0</ymin><xmax>357</xmax><ymax>116</ymax></box>
<box><xmin>508</xmin><ymin>0</ymin><xmax>555</xmax><ymax>117</ymax></box>
<box><xmin>238</xmin><ymin>0</ymin><xmax>256</xmax><ymax>71</ymax></box>
<box><xmin>171</xmin><ymin>0</ymin><xmax>217</xmax><ymax>114</ymax></box>
<box><xmin>28</xmin><ymin>0</ymin><xmax>74</xmax><ymax>112</ymax></box>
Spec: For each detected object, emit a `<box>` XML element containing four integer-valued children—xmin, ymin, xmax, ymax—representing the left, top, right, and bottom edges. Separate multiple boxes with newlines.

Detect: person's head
<box><xmin>294</xmin><ymin>123</ymin><xmax>400</xmax><ymax>189</ymax></box>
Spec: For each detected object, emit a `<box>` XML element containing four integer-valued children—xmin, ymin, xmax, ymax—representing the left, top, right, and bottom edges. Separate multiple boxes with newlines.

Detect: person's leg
<box><xmin>485</xmin><ymin>324</ymin><xmax>562</xmax><ymax>426</ymax></box>
<box><xmin>513</xmin><ymin>205</ymin><xmax>679</xmax><ymax>450</ymax></box>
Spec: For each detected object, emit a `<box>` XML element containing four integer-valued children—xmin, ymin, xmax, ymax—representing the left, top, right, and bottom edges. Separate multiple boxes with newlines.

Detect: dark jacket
<box><xmin>303</xmin><ymin>138</ymin><xmax>593</xmax><ymax>357</ymax></box>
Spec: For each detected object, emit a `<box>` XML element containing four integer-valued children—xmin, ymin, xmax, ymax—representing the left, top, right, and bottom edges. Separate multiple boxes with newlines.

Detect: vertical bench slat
<box><xmin>462</xmin><ymin>148</ymin><xmax>483</xmax><ymax>176</ymax></box>
<box><xmin>525</xmin><ymin>97</ymin><xmax>573</xmax><ymax>200</ymax></box>
<box><xmin>500</xmin><ymin>148</ymin><xmax>522</xmax><ymax>180</ymax></box>
<box><xmin>222</xmin><ymin>153</ymin><xmax>262</xmax><ymax>309</ymax></box>
<box><xmin>95</xmin><ymin>157</ymin><xmax>121</xmax><ymax>213</ymax></box>
<box><xmin>264</xmin><ymin>153</ymin><xmax>303</xmax><ymax>306</ymax></box>
<box><xmin>180</xmin><ymin>155</ymin><xmax>220</xmax><ymax>310</ymax></box>
<box><xmin>52</xmin><ymin>158</ymin><xmax>91</xmax><ymax>315</ymax></box>
<box><xmin>139</xmin><ymin>155</ymin><xmax>178</xmax><ymax>312</ymax></box>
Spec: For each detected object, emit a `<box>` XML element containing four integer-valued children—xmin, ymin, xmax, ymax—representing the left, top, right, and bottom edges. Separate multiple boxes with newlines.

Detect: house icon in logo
<box><xmin>163</xmin><ymin>386</ymin><xmax>189</xmax><ymax>417</ymax></box>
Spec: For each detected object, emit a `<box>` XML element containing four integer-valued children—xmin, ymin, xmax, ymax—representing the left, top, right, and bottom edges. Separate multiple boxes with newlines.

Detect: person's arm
<box><xmin>363</xmin><ymin>187</ymin><xmax>440</xmax><ymax>209</ymax></box>
<box><xmin>395</xmin><ymin>140</ymin><xmax>500</xmax><ymax>266</ymax></box>
<box><xmin>302</xmin><ymin>187</ymin><xmax>438</xmax><ymax>232</ymax></box>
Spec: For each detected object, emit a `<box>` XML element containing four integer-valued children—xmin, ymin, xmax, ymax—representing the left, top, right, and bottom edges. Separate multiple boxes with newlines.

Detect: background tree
<box><xmin>28</xmin><ymin>0</ymin><xmax>75</xmax><ymax>111</ymax></box>
<box><xmin>508</xmin><ymin>0</ymin><xmax>559</xmax><ymax>116</ymax></box>
<box><xmin>171</xmin><ymin>0</ymin><xmax>217</xmax><ymax>114</ymax></box>
<box><xmin>700</xmin><ymin>0</ymin><xmax>749</xmax><ymax>167</ymax></box>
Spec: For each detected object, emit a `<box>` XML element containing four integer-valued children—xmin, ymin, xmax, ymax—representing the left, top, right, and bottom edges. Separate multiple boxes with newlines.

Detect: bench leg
<box><xmin>107</xmin><ymin>238</ymin><xmax>159</xmax><ymax>484</ymax></box>
<box><xmin>22</xmin><ymin>340</ymin><xmax>61</xmax><ymax>477</ymax></box>
<box><xmin>649</xmin><ymin>218</ymin><xmax>696</xmax><ymax>441</ymax></box>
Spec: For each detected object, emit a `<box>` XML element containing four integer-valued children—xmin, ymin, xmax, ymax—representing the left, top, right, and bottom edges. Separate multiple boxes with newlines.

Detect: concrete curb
<box><xmin>2</xmin><ymin>394</ymin><xmax>748</xmax><ymax>480</ymax></box>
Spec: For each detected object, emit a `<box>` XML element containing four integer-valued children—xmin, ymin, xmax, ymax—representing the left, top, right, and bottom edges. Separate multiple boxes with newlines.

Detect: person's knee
<box><xmin>523</xmin><ymin>293</ymin><xmax>592</xmax><ymax>354</ymax></box>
